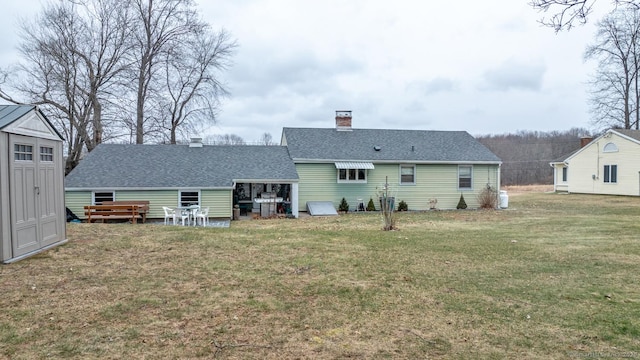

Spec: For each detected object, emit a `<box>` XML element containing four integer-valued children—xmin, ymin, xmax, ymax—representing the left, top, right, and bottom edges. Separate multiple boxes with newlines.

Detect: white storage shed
<box><xmin>0</xmin><ymin>105</ymin><xmax>67</xmax><ymax>263</ymax></box>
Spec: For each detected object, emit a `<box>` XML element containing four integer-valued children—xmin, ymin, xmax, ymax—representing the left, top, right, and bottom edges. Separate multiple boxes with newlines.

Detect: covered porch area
<box><xmin>233</xmin><ymin>181</ymin><xmax>299</xmax><ymax>218</ymax></box>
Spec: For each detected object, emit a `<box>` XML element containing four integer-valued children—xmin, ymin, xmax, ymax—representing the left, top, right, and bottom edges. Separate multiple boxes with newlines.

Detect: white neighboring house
<box><xmin>550</xmin><ymin>129</ymin><xmax>640</xmax><ymax>196</ymax></box>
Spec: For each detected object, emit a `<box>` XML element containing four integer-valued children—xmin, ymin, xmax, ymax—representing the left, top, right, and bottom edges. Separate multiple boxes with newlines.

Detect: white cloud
<box><xmin>1</xmin><ymin>0</ymin><xmax>601</xmax><ymax>142</ymax></box>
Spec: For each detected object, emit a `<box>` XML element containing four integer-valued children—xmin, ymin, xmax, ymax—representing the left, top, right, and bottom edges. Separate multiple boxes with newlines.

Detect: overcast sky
<box><xmin>2</xmin><ymin>0</ymin><xmax>604</xmax><ymax>142</ymax></box>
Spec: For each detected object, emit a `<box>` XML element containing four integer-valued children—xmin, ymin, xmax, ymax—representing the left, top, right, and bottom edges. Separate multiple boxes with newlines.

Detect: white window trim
<box><xmin>337</xmin><ymin>168</ymin><xmax>368</xmax><ymax>184</ymax></box>
<box><xmin>458</xmin><ymin>165</ymin><xmax>473</xmax><ymax>190</ymax></box>
<box><xmin>603</xmin><ymin>142</ymin><xmax>619</xmax><ymax>153</ymax></box>
<box><xmin>603</xmin><ymin>164</ymin><xmax>618</xmax><ymax>184</ymax></box>
<box><xmin>93</xmin><ymin>191</ymin><xmax>115</xmax><ymax>205</ymax></box>
<box><xmin>179</xmin><ymin>190</ymin><xmax>201</xmax><ymax>206</ymax></box>
<box><xmin>399</xmin><ymin>164</ymin><xmax>416</xmax><ymax>185</ymax></box>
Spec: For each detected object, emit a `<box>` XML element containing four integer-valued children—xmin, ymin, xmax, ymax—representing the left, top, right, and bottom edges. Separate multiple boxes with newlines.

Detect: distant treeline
<box><xmin>476</xmin><ymin>128</ymin><xmax>592</xmax><ymax>186</ymax></box>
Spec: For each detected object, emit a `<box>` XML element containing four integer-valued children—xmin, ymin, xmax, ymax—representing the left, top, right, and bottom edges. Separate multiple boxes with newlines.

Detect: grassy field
<box><xmin>1</xmin><ymin>191</ymin><xmax>639</xmax><ymax>359</ymax></box>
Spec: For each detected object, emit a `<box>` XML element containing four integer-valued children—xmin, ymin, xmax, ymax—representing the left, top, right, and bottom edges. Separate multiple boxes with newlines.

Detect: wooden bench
<box><xmin>84</xmin><ymin>204</ymin><xmax>144</xmax><ymax>224</ymax></box>
<box><xmin>101</xmin><ymin>201</ymin><xmax>149</xmax><ymax>223</ymax></box>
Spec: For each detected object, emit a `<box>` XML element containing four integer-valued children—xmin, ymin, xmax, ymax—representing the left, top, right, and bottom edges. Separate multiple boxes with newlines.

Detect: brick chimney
<box><xmin>580</xmin><ymin>136</ymin><xmax>593</xmax><ymax>148</ymax></box>
<box><xmin>335</xmin><ymin>110</ymin><xmax>352</xmax><ymax>131</ymax></box>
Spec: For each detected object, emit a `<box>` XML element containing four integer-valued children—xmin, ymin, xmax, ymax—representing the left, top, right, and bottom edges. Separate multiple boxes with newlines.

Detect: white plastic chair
<box><xmin>179</xmin><ymin>208</ymin><xmax>191</xmax><ymax>226</ymax></box>
<box><xmin>196</xmin><ymin>207</ymin><xmax>209</xmax><ymax>226</ymax></box>
<box><xmin>162</xmin><ymin>206</ymin><xmax>177</xmax><ymax>225</ymax></box>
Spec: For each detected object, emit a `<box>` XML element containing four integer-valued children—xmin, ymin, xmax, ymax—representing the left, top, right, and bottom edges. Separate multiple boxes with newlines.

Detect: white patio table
<box><xmin>176</xmin><ymin>205</ymin><xmax>200</xmax><ymax>226</ymax></box>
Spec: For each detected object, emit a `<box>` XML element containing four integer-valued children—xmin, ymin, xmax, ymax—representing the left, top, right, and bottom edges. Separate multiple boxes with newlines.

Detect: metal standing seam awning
<box><xmin>334</xmin><ymin>162</ymin><xmax>375</xmax><ymax>169</ymax></box>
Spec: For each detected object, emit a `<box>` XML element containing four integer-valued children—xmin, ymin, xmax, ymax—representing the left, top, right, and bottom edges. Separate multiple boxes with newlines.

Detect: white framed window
<box><xmin>603</xmin><ymin>165</ymin><xmax>617</xmax><ymax>183</ymax></box>
<box><xmin>603</xmin><ymin>142</ymin><xmax>618</xmax><ymax>153</ymax></box>
<box><xmin>337</xmin><ymin>168</ymin><xmax>367</xmax><ymax>183</ymax></box>
<box><xmin>458</xmin><ymin>165</ymin><xmax>473</xmax><ymax>190</ymax></box>
<box><xmin>562</xmin><ymin>167</ymin><xmax>568</xmax><ymax>182</ymax></box>
<box><xmin>400</xmin><ymin>165</ymin><xmax>416</xmax><ymax>185</ymax></box>
<box><xmin>179</xmin><ymin>190</ymin><xmax>200</xmax><ymax>206</ymax></box>
<box><xmin>93</xmin><ymin>191</ymin><xmax>114</xmax><ymax>205</ymax></box>
<box><xmin>40</xmin><ymin>146</ymin><xmax>54</xmax><ymax>162</ymax></box>
<box><xmin>14</xmin><ymin>144</ymin><xmax>33</xmax><ymax>161</ymax></box>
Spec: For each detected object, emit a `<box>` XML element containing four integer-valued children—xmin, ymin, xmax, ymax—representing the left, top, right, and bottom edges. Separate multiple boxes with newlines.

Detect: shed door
<box><xmin>9</xmin><ymin>135</ymin><xmax>62</xmax><ymax>257</ymax></box>
<box><xmin>10</xmin><ymin>135</ymin><xmax>40</xmax><ymax>256</ymax></box>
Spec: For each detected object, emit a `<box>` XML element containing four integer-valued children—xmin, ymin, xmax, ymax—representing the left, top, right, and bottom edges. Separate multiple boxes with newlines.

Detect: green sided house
<box><xmin>64</xmin><ymin>142</ymin><xmax>301</xmax><ymax>219</ymax></box>
<box><xmin>550</xmin><ymin>129</ymin><xmax>640</xmax><ymax>196</ymax></box>
<box><xmin>64</xmin><ymin>110</ymin><xmax>503</xmax><ymax>220</ymax></box>
<box><xmin>282</xmin><ymin>111</ymin><xmax>502</xmax><ymax>211</ymax></box>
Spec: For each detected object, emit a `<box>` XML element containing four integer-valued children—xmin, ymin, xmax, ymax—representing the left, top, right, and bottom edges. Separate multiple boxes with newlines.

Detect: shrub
<box><xmin>366</xmin><ymin>198</ymin><xmax>376</xmax><ymax>211</ymax></box>
<box><xmin>398</xmin><ymin>200</ymin><xmax>408</xmax><ymax>211</ymax></box>
<box><xmin>477</xmin><ymin>184</ymin><xmax>498</xmax><ymax>209</ymax></box>
<box><xmin>456</xmin><ymin>194</ymin><xmax>467</xmax><ymax>209</ymax></box>
<box><xmin>338</xmin><ymin>197</ymin><xmax>349</xmax><ymax>212</ymax></box>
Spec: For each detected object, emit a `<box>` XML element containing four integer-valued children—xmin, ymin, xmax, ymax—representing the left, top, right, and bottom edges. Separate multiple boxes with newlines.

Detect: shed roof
<box><xmin>0</xmin><ymin>105</ymin><xmax>34</xmax><ymax>128</ymax></box>
<box><xmin>65</xmin><ymin>144</ymin><xmax>299</xmax><ymax>189</ymax></box>
<box><xmin>282</xmin><ymin>127</ymin><xmax>501</xmax><ymax>163</ymax></box>
<box><xmin>0</xmin><ymin>105</ymin><xmax>64</xmax><ymax>140</ymax></box>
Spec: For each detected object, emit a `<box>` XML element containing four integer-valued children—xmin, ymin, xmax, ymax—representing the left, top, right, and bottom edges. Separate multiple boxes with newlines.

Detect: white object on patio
<box><xmin>196</xmin><ymin>207</ymin><xmax>209</xmax><ymax>226</ymax></box>
<box><xmin>163</xmin><ymin>206</ymin><xmax>177</xmax><ymax>225</ymax></box>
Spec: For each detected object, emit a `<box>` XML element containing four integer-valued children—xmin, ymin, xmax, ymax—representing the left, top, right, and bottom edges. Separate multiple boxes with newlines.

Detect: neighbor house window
<box><xmin>14</xmin><ymin>144</ymin><xmax>33</xmax><ymax>161</ymax></box>
<box><xmin>337</xmin><ymin>168</ymin><xmax>367</xmax><ymax>183</ymax></box>
<box><xmin>400</xmin><ymin>165</ymin><xmax>416</xmax><ymax>185</ymax></box>
<box><xmin>603</xmin><ymin>165</ymin><xmax>617</xmax><ymax>183</ymax></box>
<box><xmin>93</xmin><ymin>191</ymin><xmax>114</xmax><ymax>204</ymax></box>
<box><xmin>603</xmin><ymin>142</ymin><xmax>618</xmax><ymax>153</ymax></box>
<box><xmin>180</xmin><ymin>191</ymin><xmax>200</xmax><ymax>206</ymax></box>
<box><xmin>562</xmin><ymin>167</ymin><xmax>568</xmax><ymax>182</ymax></box>
<box><xmin>458</xmin><ymin>165</ymin><xmax>473</xmax><ymax>189</ymax></box>
<box><xmin>40</xmin><ymin>146</ymin><xmax>54</xmax><ymax>162</ymax></box>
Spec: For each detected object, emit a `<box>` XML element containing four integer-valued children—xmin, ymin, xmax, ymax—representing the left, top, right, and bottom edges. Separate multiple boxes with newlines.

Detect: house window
<box><xmin>603</xmin><ymin>165</ymin><xmax>617</xmax><ymax>183</ymax></box>
<box><xmin>400</xmin><ymin>165</ymin><xmax>416</xmax><ymax>185</ymax></box>
<box><xmin>603</xmin><ymin>142</ymin><xmax>618</xmax><ymax>153</ymax></box>
<box><xmin>458</xmin><ymin>165</ymin><xmax>473</xmax><ymax>189</ymax></box>
<box><xmin>93</xmin><ymin>191</ymin><xmax>114</xmax><ymax>205</ymax></box>
<box><xmin>337</xmin><ymin>168</ymin><xmax>367</xmax><ymax>183</ymax></box>
<box><xmin>180</xmin><ymin>191</ymin><xmax>200</xmax><ymax>206</ymax></box>
<box><xmin>14</xmin><ymin>144</ymin><xmax>33</xmax><ymax>161</ymax></box>
<box><xmin>40</xmin><ymin>146</ymin><xmax>54</xmax><ymax>162</ymax></box>
<box><xmin>562</xmin><ymin>167</ymin><xmax>568</xmax><ymax>182</ymax></box>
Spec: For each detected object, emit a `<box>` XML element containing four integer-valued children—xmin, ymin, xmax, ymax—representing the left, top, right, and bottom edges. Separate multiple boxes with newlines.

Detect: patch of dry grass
<box><xmin>1</xmin><ymin>193</ymin><xmax>639</xmax><ymax>359</ymax></box>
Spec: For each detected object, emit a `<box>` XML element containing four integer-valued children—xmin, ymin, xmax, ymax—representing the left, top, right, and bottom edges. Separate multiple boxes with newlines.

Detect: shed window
<box><xmin>458</xmin><ymin>165</ymin><xmax>473</xmax><ymax>189</ymax></box>
<box><xmin>604</xmin><ymin>165</ymin><xmax>617</xmax><ymax>183</ymax></box>
<box><xmin>180</xmin><ymin>191</ymin><xmax>200</xmax><ymax>206</ymax></box>
<box><xmin>93</xmin><ymin>191</ymin><xmax>114</xmax><ymax>205</ymax></box>
<box><xmin>400</xmin><ymin>165</ymin><xmax>416</xmax><ymax>184</ymax></box>
<box><xmin>40</xmin><ymin>146</ymin><xmax>54</xmax><ymax>162</ymax></box>
<box><xmin>14</xmin><ymin>144</ymin><xmax>33</xmax><ymax>161</ymax></box>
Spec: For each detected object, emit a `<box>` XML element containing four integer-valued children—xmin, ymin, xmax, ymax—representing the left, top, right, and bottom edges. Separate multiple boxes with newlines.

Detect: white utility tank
<box><xmin>499</xmin><ymin>190</ymin><xmax>509</xmax><ymax>209</ymax></box>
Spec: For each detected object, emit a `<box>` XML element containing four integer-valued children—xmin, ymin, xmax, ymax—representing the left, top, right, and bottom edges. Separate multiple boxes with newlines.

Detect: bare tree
<box><xmin>259</xmin><ymin>132</ymin><xmax>275</xmax><ymax>145</ymax></box>
<box><xmin>0</xmin><ymin>0</ymin><xmax>236</xmax><ymax>172</ymax></box>
<box><xmin>0</xmin><ymin>0</ymin><xmax>131</xmax><ymax>173</ymax></box>
<box><xmin>130</xmin><ymin>0</ymin><xmax>234</xmax><ymax>144</ymax></box>
<box><xmin>205</xmin><ymin>134</ymin><xmax>246</xmax><ymax>145</ymax></box>
<box><xmin>529</xmin><ymin>0</ymin><xmax>639</xmax><ymax>31</ymax></box>
<box><xmin>585</xmin><ymin>7</ymin><xmax>640</xmax><ymax>129</ymax></box>
<box><xmin>158</xmin><ymin>28</ymin><xmax>235</xmax><ymax>144</ymax></box>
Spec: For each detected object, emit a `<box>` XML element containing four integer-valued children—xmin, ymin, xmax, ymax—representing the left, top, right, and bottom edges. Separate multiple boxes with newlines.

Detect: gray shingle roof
<box><xmin>0</xmin><ymin>104</ymin><xmax>64</xmax><ymax>140</ymax></box>
<box><xmin>0</xmin><ymin>105</ymin><xmax>34</xmax><ymax>129</ymax></box>
<box><xmin>65</xmin><ymin>144</ymin><xmax>299</xmax><ymax>189</ymax></box>
<box><xmin>614</xmin><ymin>129</ymin><xmax>640</xmax><ymax>142</ymax></box>
<box><xmin>283</xmin><ymin>127</ymin><xmax>501</xmax><ymax>163</ymax></box>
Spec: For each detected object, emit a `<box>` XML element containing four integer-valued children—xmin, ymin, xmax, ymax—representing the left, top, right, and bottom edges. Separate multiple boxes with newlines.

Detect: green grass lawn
<box><xmin>1</xmin><ymin>192</ymin><xmax>639</xmax><ymax>359</ymax></box>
